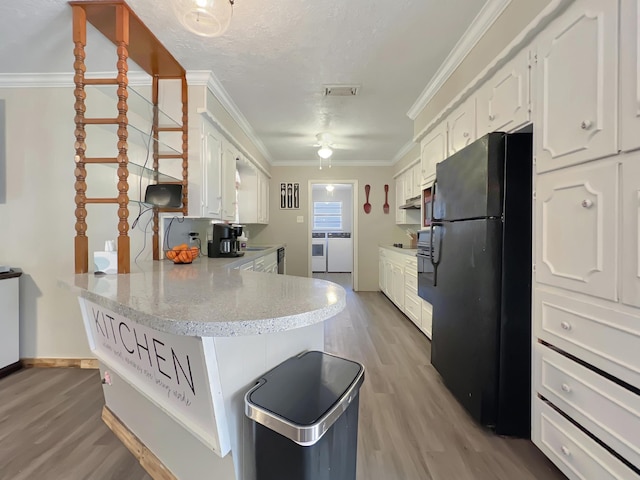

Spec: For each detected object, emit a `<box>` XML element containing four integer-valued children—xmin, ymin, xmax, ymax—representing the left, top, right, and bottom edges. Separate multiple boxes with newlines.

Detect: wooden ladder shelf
<box><xmin>70</xmin><ymin>0</ymin><xmax>188</xmax><ymax>274</ymax></box>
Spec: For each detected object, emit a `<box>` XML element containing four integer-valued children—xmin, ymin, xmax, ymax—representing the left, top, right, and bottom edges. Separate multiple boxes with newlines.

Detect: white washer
<box><xmin>327</xmin><ymin>233</ymin><xmax>353</xmax><ymax>273</ymax></box>
<box><xmin>311</xmin><ymin>233</ymin><xmax>327</xmax><ymax>272</ymax></box>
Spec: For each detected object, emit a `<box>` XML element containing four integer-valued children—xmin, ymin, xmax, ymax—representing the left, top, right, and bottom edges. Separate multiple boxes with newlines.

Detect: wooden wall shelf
<box><xmin>71</xmin><ymin>0</ymin><xmax>188</xmax><ymax>274</ymax></box>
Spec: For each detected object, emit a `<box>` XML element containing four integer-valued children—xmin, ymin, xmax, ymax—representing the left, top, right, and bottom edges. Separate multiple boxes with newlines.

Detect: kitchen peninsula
<box><xmin>61</xmin><ymin>251</ymin><xmax>346</xmax><ymax>480</ymax></box>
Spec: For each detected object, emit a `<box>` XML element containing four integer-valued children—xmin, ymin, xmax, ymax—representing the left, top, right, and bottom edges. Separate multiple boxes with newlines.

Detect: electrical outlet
<box><xmin>297</xmin><ymin>216</ymin><xmax>304</xmax><ymax>223</ymax></box>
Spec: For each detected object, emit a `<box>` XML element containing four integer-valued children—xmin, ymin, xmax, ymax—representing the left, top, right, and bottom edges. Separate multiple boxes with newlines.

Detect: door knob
<box><xmin>561</xmin><ymin>321</ymin><xmax>572</xmax><ymax>331</ymax></box>
<box><xmin>463</xmin><ymin>132</ymin><xmax>470</xmax><ymax>138</ymax></box>
<box><xmin>561</xmin><ymin>446</ymin><xmax>571</xmax><ymax>457</ymax></box>
<box><xmin>581</xmin><ymin>120</ymin><xmax>593</xmax><ymax>130</ymax></box>
<box><xmin>561</xmin><ymin>383</ymin><xmax>572</xmax><ymax>393</ymax></box>
<box><xmin>489</xmin><ymin>114</ymin><xmax>495</xmax><ymax>121</ymax></box>
<box><xmin>581</xmin><ymin>199</ymin><xmax>593</xmax><ymax>208</ymax></box>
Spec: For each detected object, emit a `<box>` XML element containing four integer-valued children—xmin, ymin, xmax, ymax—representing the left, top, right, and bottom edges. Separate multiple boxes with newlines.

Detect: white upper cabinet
<box><xmin>477</xmin><ymin>48</ymin><xmax>531</xmax><ymax>137</ymax></box>
<box><xmin>621</xmin><ymin>154</ymin><xmax>640</xmax><ymax>308</ymax></box>
<box><xmin>620</xmin><ymin>0</ymin><xmax>640</xmax><ymax>153</ymax></box>
<box><xmin>221</xmin><ymin>141</ymin><xmax>238</xmax><ymax>222</ymax></box>
<box><xmin>412</xmin><ymin>163</ymin><xmax>422</xmax><ymax>197</ymax></box>
<box><xmin>536</xmin><ymin>160</ymin><xmax>618</xmax><ymax>301</ymax></box>
<box><xmin>447</xmin><ymin>95</ymin><xmax>476</xmax><ymax>155</ymax></box>
<box><xmin>202</xmin><ymin>118</ymin><xmax>223</xmax><ymax>218</ymax></box>
<box><xmin>238</xmin><ymin>161</ymin><xmax>269</xmax><ymax>225</ymax></box>
<box><xmin>395</xmin><ymin>174</ymin><xmax>406</xmax><ymax>224</ymax></box>
<box><xmin>420</xmin><ymin>122</ymin><xmax>447</xmax><ymax>184</ymax></box>
<box><xmin>535</xmin><ymin>0</ymin><xmax>619</xmax><ymax>173</ymax></box>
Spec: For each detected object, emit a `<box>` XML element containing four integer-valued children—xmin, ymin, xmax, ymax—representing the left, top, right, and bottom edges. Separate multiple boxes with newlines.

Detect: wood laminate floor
<box><xmin>0</xmin><ymin>277</ymin><xmax>564</xmax><ymax>480</ymax></box>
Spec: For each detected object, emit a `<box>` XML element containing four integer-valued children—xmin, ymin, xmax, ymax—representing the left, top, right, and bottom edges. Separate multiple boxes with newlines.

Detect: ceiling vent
<box><xmin>323</xmin><ymin>84</ymin><xmax>360</xmax><ymax>97</ymax></box>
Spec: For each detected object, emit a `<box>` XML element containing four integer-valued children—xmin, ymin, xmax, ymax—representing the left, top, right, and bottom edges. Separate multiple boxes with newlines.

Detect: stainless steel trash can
<box><xmin>245</xmin><ymin>350</ymin><xmax>365</xmax><ymax>480</ymax></box>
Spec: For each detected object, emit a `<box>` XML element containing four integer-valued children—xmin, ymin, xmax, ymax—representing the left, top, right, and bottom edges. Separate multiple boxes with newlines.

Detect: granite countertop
<box><xmin>379</xmin><ymin>244</ymin><xmax>418</xmax><ymax>256</ymax></box>
<box><xmin>60</xmin><ymin>250</ymin><xmax>346</xmax><ymax>338</ymax></box>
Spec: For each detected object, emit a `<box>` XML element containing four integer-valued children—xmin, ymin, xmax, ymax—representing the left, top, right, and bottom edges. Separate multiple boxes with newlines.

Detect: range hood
<box><xmin>399</xmin><ymin>195</ymin><xmax>421</xmax><ymax>210</ymax></box>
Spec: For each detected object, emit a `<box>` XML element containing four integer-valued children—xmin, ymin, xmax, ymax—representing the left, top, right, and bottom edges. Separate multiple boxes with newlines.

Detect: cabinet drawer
<box><xmin>535</xmin><ymin>288</ymin><xmax>640</xmax><ymax>390</ymax></box>
<box><xmin>536</xmin><ymin>344</ymin><xmax>640</xmax><ymax>469</ymax></box>
<box><xmin>404</xmin><ymin>292</ymin><xmax>421</xmax><ymax>327</ymax></box>
<box><xmin>534</xmin><ymin>398</ymin><xmax>640</xmax><ymax>480</ymax></box>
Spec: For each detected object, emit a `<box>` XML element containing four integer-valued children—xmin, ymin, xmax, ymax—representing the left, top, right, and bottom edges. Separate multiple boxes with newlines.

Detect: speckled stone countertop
<box><xmin>60</xmin><ymin>249</ymin><xmax>346</xmax><ymax>338</ymax></box>
<box><xmin>379</xmin><ymin>244</ymin><xmax>418</xmax><ymax>257</ymax></box>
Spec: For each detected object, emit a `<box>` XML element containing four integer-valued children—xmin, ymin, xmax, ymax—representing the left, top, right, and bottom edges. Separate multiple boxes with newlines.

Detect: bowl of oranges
<box><xmin>165</xmin><ymin>244</ymin><xmax>200</xmax><ymax>264</ymax></box>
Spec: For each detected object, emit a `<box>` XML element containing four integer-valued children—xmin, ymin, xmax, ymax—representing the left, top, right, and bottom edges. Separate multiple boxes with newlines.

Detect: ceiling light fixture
<box><xmin>317</xmin><ymin>145</ymin><xmax>333</xmax><ymax>159</ymax></box>
<box><xmin>173</xmin><ymin>0</ymin><xmax>234</xmax><ymax>37</ymax></box>
<box><xmin>325</xmin><ymin>184</ymin><xmax>335</xmax><ymax>193</ymax></box>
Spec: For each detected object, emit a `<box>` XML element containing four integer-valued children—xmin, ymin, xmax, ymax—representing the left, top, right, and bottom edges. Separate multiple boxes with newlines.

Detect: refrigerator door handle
<box><xmin>431</xmin><ymin>178</ymin><xmax>438</xmax><ymax>222</ymax></box>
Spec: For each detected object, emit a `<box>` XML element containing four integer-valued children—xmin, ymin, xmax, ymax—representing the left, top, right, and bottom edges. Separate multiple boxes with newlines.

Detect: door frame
<box><xmin>307</xmin><ymin>179</ymin><xmax>359</xmax><ymax>291</ymax></box>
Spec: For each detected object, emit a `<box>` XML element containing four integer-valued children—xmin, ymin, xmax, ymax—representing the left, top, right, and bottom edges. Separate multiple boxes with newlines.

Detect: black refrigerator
<box><xmin>423</xmin><ymin>132</ymin><xmax>532</xmax><ymax>437</ymax></box>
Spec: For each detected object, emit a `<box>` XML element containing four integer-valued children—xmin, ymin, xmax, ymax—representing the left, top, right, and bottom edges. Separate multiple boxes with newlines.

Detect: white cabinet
<box><xmin>535</xmin><ymin>0</ymin><xmax>619</xmax><ymax>173</ymax></box>
<box><xmin>447</xmin><ymin>95</ymin><xmax>477</xmax><ymax>156</ymax></box>
<box><xmin>221</xmin><ymin>141</ymin><xmax>238</xmax><ymax>222</ymax></box>
<box><xmin>412</xmin><ymin>163</ymin><xmax>422</xmax><ymax>198</ymax></box>
<box><xmin>379</xmin><ymin>249</ymin><xmax>387</xmax><ymax>292</ymax></box>
<box><xmin>420</xmin><ymin>122</ymin><xmax>447</xmax><ymax>184</ymax></box>
<box><xmin>202</xmin><ymin>118</ymin><xmax>223</xmax><ymax>218</ymax></box>
<box><xmin>238</xmin><ymin>160</ymin><xmax>269</xmax><ymax>225</ymax></box>
<box><xmin>476</xmin><ymin>48</ymin><xmax>531</xmax><ymax>137</ymax></box>
<box><xmin>620</xmin><ymin>0</ymin><xmax>640</xmax><ymax>153</ymax></box>
<box><xmin>0</xmin><ymin>275</ymin><xmax>20</xmax><ymax>370</ymax></box>
<box><xmin>536</xmin><ymin>160</ymin><xmax>618</xmax><ymax>301</ymax></box>
<box><xmin>391</xmin><ymin>262</ymin><xmax>405</xmax><ymax>309</ymax></box>
<box><xmin>421</xmin><ymin>301</ymin><xmax>432</xmax><ymax>339</ymax></box>
<box><xmin>395</xmin><ymin>174</ymin><xmax>406</xmax><ymax>224</ymax></box>
<box><xmin>622</xmin><ymin>155</ymin><xmax>640</xmax><ymax>308</ymax></box>
<box><xmin>384</xmin><ymin>258</ymin><xmax>393</xmax><ymax>298</ymax></box>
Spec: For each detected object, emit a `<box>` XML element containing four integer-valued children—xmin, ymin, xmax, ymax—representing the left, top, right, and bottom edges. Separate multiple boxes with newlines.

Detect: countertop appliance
<box><xmin>327</xmin><ymin>232</ymin><xmax>353</xmax><ymax>273</ymax></box>
<box><xmin>208</xmin><ymin>223</ymin><xmax>245</xmax><ymax>258</ymax></box>
<box><xmin>418</xmin><ymin>132</ymin><xmax>532</xmax><ymax>437</ymax></box>
<box><xmin>311</xmin><ymin>233</ymin><xmax>327</xmax><ymax>273</ymax></box>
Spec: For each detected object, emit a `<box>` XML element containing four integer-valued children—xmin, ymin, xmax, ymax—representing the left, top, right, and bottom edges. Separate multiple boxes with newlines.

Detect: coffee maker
<box><xmin>208</xmin><ymin>223</ymin><xmax>245</xmax><ymax>258</ymax></box>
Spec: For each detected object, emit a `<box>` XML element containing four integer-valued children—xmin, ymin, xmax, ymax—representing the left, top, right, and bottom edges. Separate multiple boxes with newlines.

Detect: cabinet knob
<box><xmin>581</xmin><ymin>199</ymin><xmax>593</xmax><ymax>208</ymax></box>
<box><xmin>463</xmin><ymin>132</ymin><xmax>470</xmax><ymax>138</ymax></box>
<box><xmin>561</xmin><ymin>321</ymin><xmax>572</xmax><ymax>331</ymax></box>
<box><xmin>488</xmin><ymin>114</ymin><xmax>495</xmax><ymax>121</ymax></box>
<box><xmin>581</xmin><ymin>120</ymin><xmax>593</xmax><ymax>130</ymax></box>
<box><xmin>561</xmin><ymin>383</ymin><xmax>572</xmax><ymax>393</ymax></box>
<box><xmin>561</xmin><ymin>446</ymin><xmax>571</xmax><ymax>457</ymax></box>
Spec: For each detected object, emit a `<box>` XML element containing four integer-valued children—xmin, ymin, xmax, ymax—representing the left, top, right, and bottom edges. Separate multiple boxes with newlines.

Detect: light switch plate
<box><xmin>296</xmin><ymin>216</ymin><xmax>304</xmax><ymax>223</ymax></box>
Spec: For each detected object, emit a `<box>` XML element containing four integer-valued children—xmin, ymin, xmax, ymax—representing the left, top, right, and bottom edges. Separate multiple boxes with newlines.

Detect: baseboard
<box><xmin>102</xmin><ymin>406</ymin><xmax>177</xmax><ymax>480</ymax></box>
<box><xmin>21</xmin><ymin>358</ymin><xmax>99</xmax><ymax>369</ymax></box>
<box><xmin>0</xmin><ymin>361</ymin><xmax>22</xmax><ymax>379</ymax></box>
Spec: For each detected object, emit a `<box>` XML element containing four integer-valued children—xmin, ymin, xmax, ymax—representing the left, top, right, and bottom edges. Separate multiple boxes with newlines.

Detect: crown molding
<box><xmin>270</xmin><ymin>159</ymin><xmax>395</xmax><ymax>167</ymax></box>
<box><xmin>406</xmin><ymin>0</ymin><xmax>511</xmax><ymax>120</ymax></box>
<box><xmin>412</xmin><ymin>0</ymin><xmax>572</xmax><ymax>143</ymax></box>
<box><xmin>187</xmin><ymin>70</ymin><xmax>273</xmax><ymax>164</ymax></box>
<box><xmin>0</xmin><ymin>71</ymin><xmax>151</xmax><ymax>88</ymax></box>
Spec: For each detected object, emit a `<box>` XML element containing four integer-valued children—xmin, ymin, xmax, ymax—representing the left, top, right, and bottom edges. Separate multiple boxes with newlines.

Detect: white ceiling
<box><xmin>0</xmin><ymin>0</ymin><xmax>488</xmax><ymax>166</ymax></box>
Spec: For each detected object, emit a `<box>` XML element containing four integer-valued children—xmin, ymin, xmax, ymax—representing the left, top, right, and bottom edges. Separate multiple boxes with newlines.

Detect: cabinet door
<box><xmin>421</xmin><ymin>300</ymin><xmax>432</xmax><ymax>339</ymax></box>
<box><xmin>404</xmin><ymin>167</ymin><xmax>414</xmax><ymax>200</ymax></box>
<box><xmin>622</xmin><ymin>155</ymin><xmax>640</xmax><ymax>307</ymax></box>
<box><xmin>535</xmin><ymin>0</ymin><xmax>618</xmax><ymax>173</ymax></box>
<box><xmin>447</xmin><ymin>96</ymin><xmax>476</xmax><ymax>155</ymax></box>
<box><xmin>260</xmin><ymin>171</ymin><xmax>270</xmax><ymax>224</ymax></box>
<box><xmin>412</xmin><ymin>163</ymin><xmax>422</xmax><ymax>197</ymax></box>
<box><xmin>384</xmin><ymin>259</ymin><xmax>393</xmax><ymax>297</ymax></box>
<box><xmin>477</xmin><ymin>49</ymin><xmax>531</xmax><ymax>135</ymax></box>
<box><xmin>395</xmin><ymin>175</ymin><xmax>406</xmax><ymax>224</ymax></box>
<box><xmin>221</xmin><ymin>142</ymin><xmax>237</xmax><ymax>221</ymax></box>
<box><xmin>392</xmin><ymin>263</ymin><xmax>405</xmax><ymax>309</ymax></box>
<box><xmin>379</xmin><ymin>250</ymin><xmax>386</xmax><ymax>291</ymax></box>
<box><xmin>536</xmin><ymin>161</ymin><xmax>618</xmax><ymax>300</ymax></box>
<box><xmin>620</xmin><ymin>0</ymin><xmax>640</xmax><ymax>152</ymax></box>
<box><xmin>420</xmin><ymin>123</ymin><xmax>447</xmax><ymax>184</ymax></box>
<box><xmin>203</xmin><ymin>120</ymin><xmax>222</xmax><ymax>218</ymax></box>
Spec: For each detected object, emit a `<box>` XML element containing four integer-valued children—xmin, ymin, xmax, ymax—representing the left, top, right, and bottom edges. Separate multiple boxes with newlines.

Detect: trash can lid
<box><xmin>245</xmin><ymin>351</ymin><xmax>365</xmax><ymax>446</ymax></box>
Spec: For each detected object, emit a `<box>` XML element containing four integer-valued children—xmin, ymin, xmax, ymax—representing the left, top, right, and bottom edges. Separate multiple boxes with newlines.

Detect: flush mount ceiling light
<box><xmin>315</xmin><ymin>132</ymin><xmax>334</xmax><ymax>161</ymax></box>
<box><xmin>173</xmin><ymin>0</ymin><xmax>234</xmax><ymax>37</ymax></box>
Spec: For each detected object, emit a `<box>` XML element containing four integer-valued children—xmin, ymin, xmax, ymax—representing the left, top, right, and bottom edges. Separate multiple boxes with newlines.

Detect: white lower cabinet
<box><xmin>379</xmin><ymin>247</ymin><xmax>432</xmax><ymax>340</ymax></box>
<box><xmin>534</xmin><ymin>398</ymin><xmax>639</xmax><ymax>480</ymax></box>
<box><xmin>535</xmin><ymin>160</ymin><xmax>618</xmax><ymax>301</ymax></box>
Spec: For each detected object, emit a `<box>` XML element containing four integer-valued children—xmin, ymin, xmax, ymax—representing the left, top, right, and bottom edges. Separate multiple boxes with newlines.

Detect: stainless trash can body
<box><xmin>245</xmin><ymin>351</ymin><xmax>365</xmax><ymax>480</ymax></box>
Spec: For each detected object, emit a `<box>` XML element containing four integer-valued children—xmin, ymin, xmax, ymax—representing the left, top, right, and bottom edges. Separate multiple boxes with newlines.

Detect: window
<box><xmin>313</xmin><ymin>201</ymin><xmax>342</xmax><ymax>230</ymax></box>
